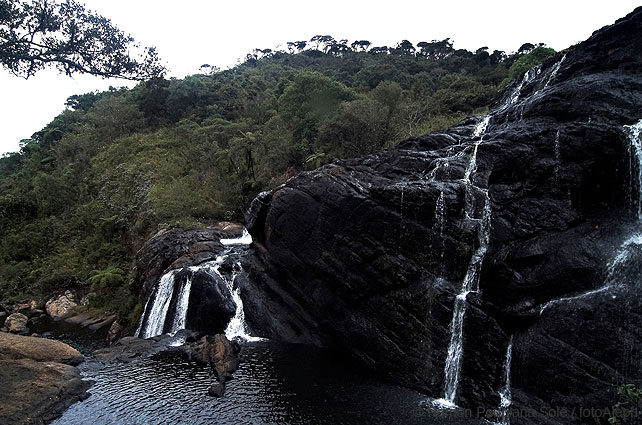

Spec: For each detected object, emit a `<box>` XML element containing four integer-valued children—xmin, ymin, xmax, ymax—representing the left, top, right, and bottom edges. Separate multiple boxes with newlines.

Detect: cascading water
<box><xmin>136</xmin><ymin>272</ymin><xmax>177</xmax><ymax>338</ymax></box>
<box><xmin>435</xmin><ymin>190</ymin><xmax>446</xmax><ymax>274</ymax></box>
<box><xmin>136</xmin><ymin>229</ymin><xmax>259</xmax><ymax>342</ymax></box>
<box><xmin>543</xmin><ymin>54</ymin><xmax>566</xmax><ymax>89</ymax></box>
<box><xmin>554</xmin><ymin>129</ymin><xmax>562</xmax><ymax>186</ymax></box>
<box><xmin>436</xmin><ymin>116</ymin><xmax>493</xmax><ymax>407</ymax></box>
<box><xmin>625</xmin><ymin>119</ymin><xmax>642</xmax><ymax>220</ymax></box>
<box><xmin>495</xmin><ymin>337</ymin><xmax>514</xmax><ymax>425</ymax></box>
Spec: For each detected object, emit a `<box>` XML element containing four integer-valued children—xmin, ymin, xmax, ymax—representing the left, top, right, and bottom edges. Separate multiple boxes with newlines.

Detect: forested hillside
<box><xmin>0</xmin><ymin>39</ymin><xmax>553</xmax><ymax>322</ymax></box>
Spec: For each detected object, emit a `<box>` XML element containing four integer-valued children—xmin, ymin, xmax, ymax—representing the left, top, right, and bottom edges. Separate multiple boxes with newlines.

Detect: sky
<box><xmin>1</xmin><ymin>0</ymin><xmax>640</xmax><ymax>155</ymax></box>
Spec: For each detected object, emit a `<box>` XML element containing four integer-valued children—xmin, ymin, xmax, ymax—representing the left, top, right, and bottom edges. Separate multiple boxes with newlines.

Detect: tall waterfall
<box><xmin>625</xmin><ymin>119</ymin><xmax>642</xmax><ymax>220</ymax></box>
<box><xmin>436</xmin><ymin>116</ymin><xmax>493</xmax><ymax>407</ymax></box>
<box><xmin>135</xmin><ymin>229</ymin><xmax>259</xmax><ymax>342</ymax></box>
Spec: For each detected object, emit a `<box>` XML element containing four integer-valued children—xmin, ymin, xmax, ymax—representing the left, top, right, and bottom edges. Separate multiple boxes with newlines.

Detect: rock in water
<box><xmin>45</xmin><ymin>291</ymin><xmax>78</xmax><ymax>320</ymax></box>
<box><xmin>208</xmin><ymin>381</ymin><xmax>226</xmax><ymax>398</ymax></box>
<box><xmin>4</xmin><ymin>312</ymin><xmax>29</xmax><ymax>334</ymax></box>
<box><xmin>182</xmin><ymin>334</ymin><xmax>240</xmax><ymax>382</ymax></box>
<box><xmin>244</xmin><ymin>7</ymin><xmax>642</xmax><ymax>423</ymax></box>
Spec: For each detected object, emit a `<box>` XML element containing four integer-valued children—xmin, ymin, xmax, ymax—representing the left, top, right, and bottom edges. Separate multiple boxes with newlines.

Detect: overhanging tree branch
<box><xmin>0</xmin><ymin>0</ymin><xmax>165</xmax><ymax>80</ymax></box>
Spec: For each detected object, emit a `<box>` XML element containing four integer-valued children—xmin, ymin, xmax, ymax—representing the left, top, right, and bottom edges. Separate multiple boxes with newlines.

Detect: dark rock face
<box><xmin>244</xmin><ymin>7</ymin><xmax>642</xmax><ymax>424</ymax></box>
<box><xmin>182</xmin><ymin>268</ymin><xmax>236</xmax><ymax>335</ymax></box>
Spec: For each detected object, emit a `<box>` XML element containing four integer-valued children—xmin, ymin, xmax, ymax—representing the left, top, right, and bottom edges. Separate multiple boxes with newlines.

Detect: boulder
<box><xmin>5</xmin><ymin>312</ymin><xmax>29</xmax><ymax>334</ymax></box>
<box><xmin>45</xmin><ymin>291</ymin><xmax>78</xmax><ymax>320</ymax></box>
<box><xmin>0</xmin><ymin>332</ymin><xmax>90</xmax><ymax>424</ymax></box>
<box><xmin>243</xmin><ymin>7</ymin><xmax>642</xmax><ymax>424</ymax></box>
<box><xmin>0</xmin><ymin>332</ymin><xmax>84</xmax><ymax>365</ymax></box>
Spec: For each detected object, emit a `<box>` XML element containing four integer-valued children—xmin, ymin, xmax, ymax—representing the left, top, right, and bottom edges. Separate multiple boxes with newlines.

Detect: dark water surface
<box><xmin>53</xmin><ymin>341</ymin><xmax>483</xmax><ymax>425</ymax></box>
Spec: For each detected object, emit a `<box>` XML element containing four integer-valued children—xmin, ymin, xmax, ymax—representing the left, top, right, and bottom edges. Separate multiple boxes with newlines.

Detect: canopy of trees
<box><xmin>0</xmin><ymin>0</ymin><xmax>164</xmax><ymax>79</ymax></box>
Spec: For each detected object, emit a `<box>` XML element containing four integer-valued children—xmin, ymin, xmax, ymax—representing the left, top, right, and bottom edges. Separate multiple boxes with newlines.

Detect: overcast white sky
<box><xmin>1</xmin><ymin>0</ymin><xmax>640</xmax><ymax>155</ymax></box>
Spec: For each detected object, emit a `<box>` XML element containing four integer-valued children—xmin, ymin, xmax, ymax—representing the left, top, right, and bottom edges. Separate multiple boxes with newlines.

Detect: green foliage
<box><xmin>609</xmin><ymin>384</ymin><xmax>642</xmax><ymax>424</ymax></box>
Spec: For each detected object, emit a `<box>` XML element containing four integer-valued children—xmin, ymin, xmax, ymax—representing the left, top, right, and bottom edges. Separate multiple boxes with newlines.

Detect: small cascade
<box><xmin>136</xmin><ymin>228</ymin><xmax>260</xmax><ymax>342</ymax></box>
<box><xmin>554</xmin><ymin>129</ymin><xmax>562</xmax><ymax>186</ymax></box>
<box><xmin>435</xmin><ymin>190</ymin><xmax>446</xmax><ymax>268</ymax></box>
<box><xmin>543</xmin><ymin>54</ymin><xmax>566</xmax><ymax>89</ymax></box>
<box><xmin>436</xmin><ymin>116</ymin><xmax>493</xmax><ymax>407</ymax></box>
<box><xmin>507</xmin><ymin>67</ymin><xmax>539</xmax><ymax>106</ymax></box>
<box><xmin>221</xmin><ymin>228</ymin><xmax>253</xmax><ymax>245</ymax></box>
<box><xmin>224</xmin><ymin>262</ymin><xmax>263</xmax><ymax>342</ymax></box>
<box><xmin>463</xmin><ymin>116</ymin><xmax>491</xmax><ymax>219</ymax></box>
<box><xmin>136</xmin><ymin>272</ymin><xmax>177</xmax><ymax>338</ymax></box>
<box><xmin>495</xmin><ymin>337</ymin><xmax>514</xmax><ymax>425</ymax></box>
<box><xmin>170</xmin><ymin>272</ymin><xmax>193</xmax><ymax>333</ymax></box>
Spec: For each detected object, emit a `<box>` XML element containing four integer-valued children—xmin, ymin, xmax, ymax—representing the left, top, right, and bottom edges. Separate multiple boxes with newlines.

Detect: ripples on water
<box><xmin>54</xmin><ymin>341</ymin><xmax>481</xmax><ymax>425</ymax></box>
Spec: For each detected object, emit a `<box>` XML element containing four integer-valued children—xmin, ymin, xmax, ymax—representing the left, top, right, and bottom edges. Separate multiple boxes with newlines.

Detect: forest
<box><xmin>0</xmin><ymin>36</ymin><xmax>554</xmax><ymax>323</ymax></box>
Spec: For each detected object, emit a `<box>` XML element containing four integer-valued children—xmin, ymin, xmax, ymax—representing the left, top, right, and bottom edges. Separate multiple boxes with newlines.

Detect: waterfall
<box><xmin>543</xmin><ymin>54</ymin><xmax>566</xmax><ymax>89</ymax></box>
<box><xmin>495</xmin><ymin>338</ymin><xmax>514</xmax><ymax>425</ymax></box>
<box><xmin>436</xmin><ymin>116</ymin><xmax>493</xmax><ymax>407</ymax></box>
<box><xmin>435</xmin><ymin>191</ymin><xmax>446</xmax><ymax>273</ymax></box>
<box><xmin>624</xmin><ymin>119</ymin><xmax>642</xmax><ymax>220</ymax></box>
<box><xmin>554</xmin><ymin>129</ymin><xmax>562</xmax><ymax>186</ymax></box>
<box><xmin>221</xmin><ymin>228</ymin><xmax>253</xmax><ymax>245</ymax></box>
<box><xmin>169</xmin><ymin>272</ymin><xmax>193</xmax><ymax>333</ymax></box>
<box><xmin>224</xmin><ymin>262</ymin><xmax>263</xmax><ymax>342</ymax></box>
<box><xmin>136</xmin><ymin>228</ymin><xmax>259</xmax><ymax>342</ymax></box>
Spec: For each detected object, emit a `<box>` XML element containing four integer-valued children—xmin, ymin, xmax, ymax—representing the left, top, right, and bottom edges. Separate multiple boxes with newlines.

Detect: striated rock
<box><xmin>5</xmin><ymin>312</ymin><xmax>29</xmax><ymax>334</ymax></box>
<box><xmin>45</xmin><ymin>291</ymin><xmax>78</xmax><ymax>320</ymax></box>
<box><xmin>244</xmin><ymin>7</ymin><xmax>642</xmax><ymax>424</ymax></box>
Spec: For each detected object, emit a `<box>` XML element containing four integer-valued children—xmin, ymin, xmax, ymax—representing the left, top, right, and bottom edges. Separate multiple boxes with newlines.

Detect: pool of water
<box><xmin>53</xmin><ymin>341</ymin><xmax>483</xmax><ymax>425</ymax></box>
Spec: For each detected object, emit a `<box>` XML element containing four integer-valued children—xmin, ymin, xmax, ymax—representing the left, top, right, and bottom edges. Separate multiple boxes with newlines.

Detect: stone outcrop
<box><xmin>180</xmin><ymin>334</ymin><xmax>240</xmax><ymax>398</ymax></box>
<box><xmin>45</xmin><ymin>291</ymin><xmax>78</xmax><ymax>320</ymax></box>
<box><xmin>243</xmin><ymin>7</ymin><xmax>642</xmax><ymax>424</ymax></box>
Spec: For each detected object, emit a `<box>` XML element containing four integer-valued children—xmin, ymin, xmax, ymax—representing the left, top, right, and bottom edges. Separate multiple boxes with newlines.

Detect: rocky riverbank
<box><xmin>0</xmin><ymin>333</ymin><xmax>91</xmax><ymax>425</ymax></box>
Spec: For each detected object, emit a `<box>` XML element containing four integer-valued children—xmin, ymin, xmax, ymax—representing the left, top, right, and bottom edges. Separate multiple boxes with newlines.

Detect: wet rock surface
<box><xmin>243</xmin><ymin>7</ymin><xmax>642</xmax><ymax>424</ymax></box>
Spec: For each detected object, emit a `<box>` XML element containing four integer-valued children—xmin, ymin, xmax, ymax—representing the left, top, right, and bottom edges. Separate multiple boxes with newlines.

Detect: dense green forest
<box><xmin>0</xmin><ymin>38</ymin><xmax>554</xmax><ymax>323</ymax></box>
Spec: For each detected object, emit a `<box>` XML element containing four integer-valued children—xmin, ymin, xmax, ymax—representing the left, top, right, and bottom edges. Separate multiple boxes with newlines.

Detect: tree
<box><xmin>417</xmin><ymin>39</ymin><xmax>454</xmax><ymax>60</ymax></box>
<box><xmin>350</xmin><ymin>40</ymin><xmax>371</xmax><ymax>52</ymax></box>
<box><xmin>0</xmin><ymin>0</ymin><xmax>164</xmax><ymax>79</ymax></box>
<box><xmin>394</xmin><ymin>40</ymin><xmax>415</xmax><ymax>56</ymax></box>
